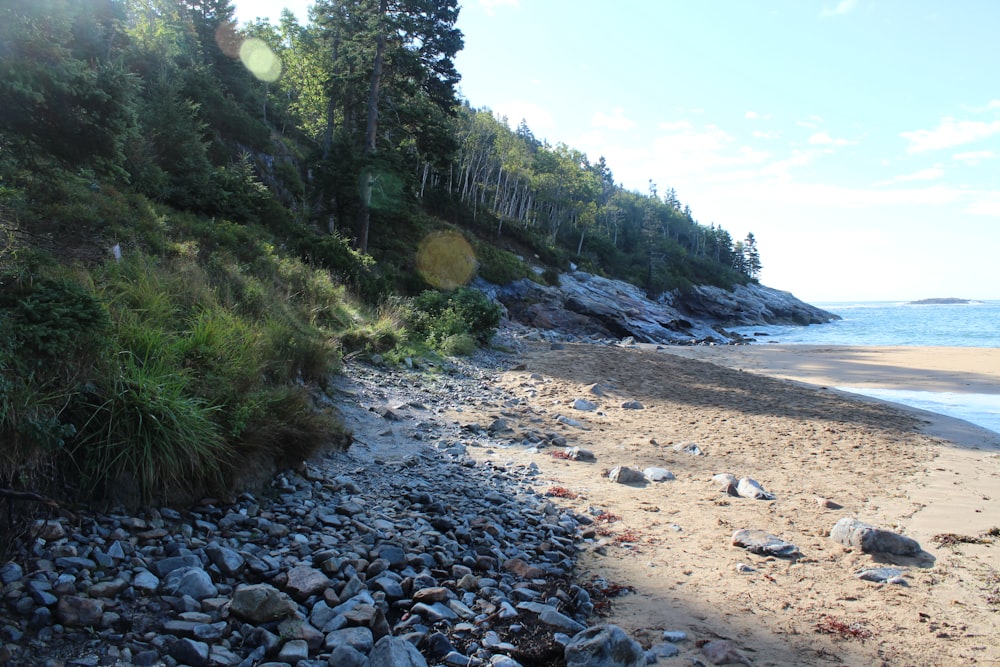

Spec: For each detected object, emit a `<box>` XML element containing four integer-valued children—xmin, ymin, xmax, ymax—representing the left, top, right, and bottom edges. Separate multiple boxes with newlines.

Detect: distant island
<box><xmin>907</xmin><ymin>298</ymin><xmax>972</xmax><ymax>305</ymax></box>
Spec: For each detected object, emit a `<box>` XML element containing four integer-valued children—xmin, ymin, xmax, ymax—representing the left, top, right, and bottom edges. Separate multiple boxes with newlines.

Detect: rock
<box><xmin>830</xmin><ymin>517</ymin><xmax>921</xmax><ymax>555</ymax></box>
<box><xmin>329</xmin><ymin>645</ymin><xmax>370</xmax><ymax>667</ymax></box>
<box><xmin>285</xmin><ymin>566</ymin><xmax>330</xmax><ymax>600</ymax></box>
<box><xmin>646</xmin><ymin>642</ymin><xmax>680</xmax><ymax>660</ymax></box>
<box><xmin>368</xmin><ymin>635</ymin><xmax>428</xmax><ymax>667</ymax></box>
<box><xmin>503</xmin><ymin>558</ymin><xmax>547</xmax><ymax>579</ymax></box>
<box><xmin>712</xmin><ymin>473</ymin><xmax>738</xmax><ymax>494</ymax></box>
<box><xmin>324</xmin><ymin>627</ymin><xmax>374</xmax><ymax>653</ymax></box>
<box><xmin>700</xmin><ymin>639</ymin><xmax>752</xmax><ymax>665</ymax></box>
<box><xmin>564</xmin><ymin>625</ymin><xmax>645</xmax><ymax>667</ymax></box>
<box><xmin>566</xmin><ymin>447</ymin><xmax>595</xmax><ymax>461</ymax></box>
<box><xmin>556</xmin><ymin>415</ymin><xmax>585</xmax><ymax>428</ymax></box>
<box><xmin>814</xmin><ymin>496</ymin><xmax>842</xmax><ymax>510</ymax></box>
<box><xmin>205</xmin><ymin>544</ymin><xmax>245</xmax><ymax>575</ymax></box>
<box><xmin>673</xmin><ymin>442</ymin><xmax>703</xmax><ymax>456</ymax></box>
<box><xmin>132</xmin><ymin>569</ymin><xmax>160</xmax><ymax>593</ymax></box>
<box><xmin>608</xmin><ymin>466</ymin><xmax>645</xmax><ymax>484</ymax></box>
<box><xmin>732</xmin><ymin>529</ymin><xmax>800</xmax><ymax>558</ymax></box>
<box><xmin>170</xmin><ymin>638</ymin><xmax>210</xmax><ymax>667</ymax></box>
<box><xmin>55</xmin><ymin>596</ymin><xmax>104</xmax><ymax>627</ymax></box>
<box><xmin>539</xmin><ymin>607</ymin><xmax>586</xmax><ymax>634</ymax></box>
<box><xmin>34</xmin><ymin>520</ymin><xmax>66</xmax><ymax>541</ymax></box>
<box><xmin>0</xmin><ymin>562</ymin><xmax>23</xmax><ymax>584</ymax></box>
<box><xmin>88</xmin><ymin>578</ymin><xmax>129</xmax><ymax>598</ymax></box>
<box><xmin>736</xmin><ymin>477</ymin><xmax>774</xmax><ymax>500</ymax></box>
<box><xmin>642</xmin><ymin>467</ymin><xmax>675</xmax><ymax>482</ymax></box>
<box><xmin>163</xmin><ymin>566</ymin><xmax>218</xmax><ymax>600</ymax></box>
<box><xmin>572</xmin><ymin>398</ymin><xmax>598</xmax><ymax>411</ymax></box>
<box><xmin>230</xmin><ymin>584</ymin><xmax>297</xmax><ymax>623</ymax></box>
<box><xmin>734</xmin><ymin>563</ymin><xmax>756</xmax><ymax>574</ymax></box>
<box><xmin>662</xmin><ymin>631</ymin><xmax>687</xmax><ymax>643</ymax></box>
<box><xmin>620</xmin><ymin>400</ymin><xmax>644</xmax><ymax>410</ymax></box>
<box><xmin>856</xmin><ymin>567</ymin><xmax>907</xmax><ymax>584</ymax></box>
<box><xmin>277</xmin><ymin>639</ymin><xmax>310</xmax><ymax>665</ymax></box>
<box><xmin>154</xmin><ymin>555</ymin><xmax>202</xmax><ymax>578</ymax></box>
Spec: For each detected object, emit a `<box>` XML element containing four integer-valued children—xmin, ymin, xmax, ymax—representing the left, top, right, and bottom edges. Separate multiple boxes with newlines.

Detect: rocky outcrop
<box><xmin>484</xmin><ymin>272</ymin><xmax>838</xmax><ymax>345</ymax></box>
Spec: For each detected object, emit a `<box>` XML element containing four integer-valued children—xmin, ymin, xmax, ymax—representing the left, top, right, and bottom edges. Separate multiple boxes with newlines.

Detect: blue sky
<box><xmin>232</xmin><ymin>1</ymin><xmax>1000</xmax><ymax>302</ymax></box>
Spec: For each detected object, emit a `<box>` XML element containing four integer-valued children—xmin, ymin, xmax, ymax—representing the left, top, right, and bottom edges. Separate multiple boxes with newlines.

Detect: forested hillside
<box><xmin>0</xmin><ymin>0</ymin><xmax>761</xmax><ymax>509</ymax></box>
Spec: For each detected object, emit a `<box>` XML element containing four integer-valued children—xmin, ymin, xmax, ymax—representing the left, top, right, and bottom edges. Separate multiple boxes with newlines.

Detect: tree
<box><xmin>742</xmin><ymin>232</ymin><xmax>762</xmax><ymax>279</ymax></box>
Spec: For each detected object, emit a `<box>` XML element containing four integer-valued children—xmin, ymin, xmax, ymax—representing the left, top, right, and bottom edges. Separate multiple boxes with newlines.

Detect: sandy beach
<box><xmin>461</xmin><ymin>342</ymin><xmax>1000</xmax><ymax>666</ymax></box>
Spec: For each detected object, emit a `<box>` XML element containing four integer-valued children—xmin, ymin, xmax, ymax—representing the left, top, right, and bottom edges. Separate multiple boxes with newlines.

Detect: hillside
<box><xmin>2</xmin><ymin>0</ymin><xmax>793</xmax><ymax>512</ymax></box>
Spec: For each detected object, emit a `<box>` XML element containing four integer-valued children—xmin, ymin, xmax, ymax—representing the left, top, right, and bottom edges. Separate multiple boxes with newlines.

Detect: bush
<box><xmin>409</xmin><ymin>287</ymin><xmax>501</xmax><ymax>352</ymax></box>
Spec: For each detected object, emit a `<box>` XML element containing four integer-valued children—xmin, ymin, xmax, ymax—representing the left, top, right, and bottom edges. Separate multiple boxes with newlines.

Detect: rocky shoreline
<box><xmin>0</xmin><ymin>339</ymin><xmax>681</xmax><ymax>667</ymax></box>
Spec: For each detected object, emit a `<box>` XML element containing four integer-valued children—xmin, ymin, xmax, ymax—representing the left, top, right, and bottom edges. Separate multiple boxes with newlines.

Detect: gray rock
<box><xmin>830</xmin><ymin>517</ymin><xmax>921</xmax><ymax>555</ymax></box>
<box><xmin>170</xmin><ymin>638</ymin><xmax>209</xmax><ymax>667</ymax></box>
<box><xmin>163</xmin><ymin>566</ymin><xmax>218</xmax><ymax>600</ymax></box>
<box><xmin>0</xmin><ymin>562</ymin><xmax>23</xmax><ymax>584</ymax></box>
<box><xmin>368</xmin><ymin>635</ymin><xmax>428</xmax><ymax>667</ymax></box>
<box><xmin>564</xmin><ymin>624</ymin><xmax>645</xmax><ymax>667</ymax></box>
<box><xmin>572</xmin><ymin>399</ymin><xmax>598</xmax><ymax>412</ymax></box>
<box><xmin>205</xmin><ymin>544</ymin><xmax>245</xmax><ymax>576</ymax></box>
<box><xmin>711</xmin><ymin>473</ymin><xmax>737</xmax><ymax>494</ymax></box>
<box><xmin>324</xmin><ymin>626</ymin><xmax>374</xmax><ymax>654</ymax></box>
<box><xmin>608</xmin><ymin>466</ymin><xmax>645</xmax><ymax>484</ymax></box>
<box><xmin>277</xmin><ymin>639</ymin><xmax>310</xmax><ymax>665</ymax></box>
<box><xmin>55</xmin><ymin>596</ymin><xmax>104</xmax><ymax>627</ymax></box>
<box><xmin>856</xmin><ymin>567</ymin><xmax>907</xmax><ymax>584</ymax></box>
<box><xmin>620</xmin><ymin>401</ymin><xmax>644</xmax><ymax>410</ymax></box>
<box><xmin>132</xmin><ymin>569</ymin><xmax>160</xmax><ymax>593</ymax></box>
<box><xmin>230</xmin><ymin>584</ymin><xmax>297</xmax><ymax>623</ymax></box>
<box><xmin>736</xmin><ymin>477</ymin><xmax>774</xmax><ymax>500</ymax></box>
<box><xmin>646</xmin><ymin>642</ymin><xmax>680</xmax><ymax>660</ymax></box>
<box><xmin>87</xmin><ymin>578</ymin><xmax>128</xmax><ymax>598</ymax></box>
<box><xmin>674</xmin><ymin>442</ymin><xmax>703</xmax><ymax>456</ymax></box>
<box><xmin>566</xmin><ymin>447</ymin><xmax>595</xmax><ymax>461</ymax></box>
<box><xmin>642</xmin><ymin>467</ymin><xmax>675</xmax><ymax>482</ymax></box>
<box><xmin>155</xmin><ymin>555</ymin><xmax>203</xmax><ymax>578</ymax></box>
<box><xmin>731</xmin><ymin>529</ymin><xmax>800</xmax><ymax>558</ymax></box>
<box><xmin>329</xmin><ymin>645</ymin><xmax>370</xmax><ymax>667</ymax></box>
<box><xmin>662</xmin><ymin>631</ymin><xmax>687</xmax><ymax>643</ymax></box>
<box><xmin>285</xmin><ymin>565</ymin><xmax>330</xmax><ymax>601</ymax></box>
<box><xmin>699</xmin><ymin>639</ymin><xmax>752</xmax><ymax>666</ymax></box>
<box><xmin>538</xmin><ymin>607</ymin><xmax>586</xmax><ymax>634</ymax></box>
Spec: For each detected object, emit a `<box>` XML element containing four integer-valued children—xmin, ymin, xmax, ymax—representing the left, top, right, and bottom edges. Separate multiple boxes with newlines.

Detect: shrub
<box><xmin>409</xmin><ymin>287</ymin><xmax>501</xmax><ymax>352</ymax></box>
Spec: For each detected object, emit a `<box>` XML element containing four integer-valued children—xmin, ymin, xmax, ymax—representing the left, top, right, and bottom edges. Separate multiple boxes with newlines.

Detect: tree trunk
<box><xmin>355</xmin><ymin>0</ymin><xmax>387</xmax><ymax>253</ymax></box>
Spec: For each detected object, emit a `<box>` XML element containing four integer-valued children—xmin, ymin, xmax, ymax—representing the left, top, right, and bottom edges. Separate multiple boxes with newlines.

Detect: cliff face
<box><xmin>484</xmin><ymin>272</ymin><xmax>839</xmax><ymax>345</ymax></box>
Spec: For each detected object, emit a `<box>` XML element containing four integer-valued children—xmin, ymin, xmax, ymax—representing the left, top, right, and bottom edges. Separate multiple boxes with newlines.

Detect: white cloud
<box><xmin>821</xmin><ymin>0</ymin><xmax>858</xmax><ymax>17</ymax></box>
<box><xmin>796</xmin><ymin>115</ymin><xmax>824</xmax><ymax>130</ymax></box>
<box><xmin>808</xmin><ymin>131</ymin><xmax>857</xmax><ymax>146</ymax></box>
<box><xmin>492</xmin><ymin>102</ymin><xmax>554</xmax><ymax>133</ymax></box>
<box><xmin>745</xmin><ymin>111</ymin><xmax>758</xmax><ymax>120</ymax></box>
<box><xmin>989</xmin><ymin>100</ymin><xmax>1000</xmax><ymax>110</ymax></box>
<box><xmin>752</xmin><ymin>130</ymin><xmax>779</xmax><ymax>139</ymax></box>
<box><xmin>592</xmin><ymin>106</ymin><xmax>636</xmax><ymax>131</ymax></box>
<box><xmin>892</xmin><ymin>167</ymin><xmax>945</xmax><ymax>182</ymax></box>
<box><xmin>953</xmin><ymin>150</ymin><xmax>995</xmax><ymax>164</ymax></box>
<box><xmin>965</xmin><ymin>199</ymin><xmax>1000</xmax><ymax>217</ymax></box>
<box><xmin>902</xmin><ymin>117</ymin><xmax>1000</xmax><ymax>152</ymax></box>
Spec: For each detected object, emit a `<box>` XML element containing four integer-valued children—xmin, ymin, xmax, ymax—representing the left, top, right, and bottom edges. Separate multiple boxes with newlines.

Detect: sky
<box><xmin>231</xmin><ymin>0</ymin><xmax>1000</xmax><ymax>303</ymax></box>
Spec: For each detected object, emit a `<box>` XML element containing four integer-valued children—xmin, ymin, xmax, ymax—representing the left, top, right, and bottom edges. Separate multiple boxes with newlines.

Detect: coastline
<box><xmin>470</xmin><ymin>341</ymin><xmax>1000</xmax><ymax>665</ymax></box>
<box><xmin>653</xmin><ymin>343</ymin><xmax>1000</xmax><ymax>448</ymax></box>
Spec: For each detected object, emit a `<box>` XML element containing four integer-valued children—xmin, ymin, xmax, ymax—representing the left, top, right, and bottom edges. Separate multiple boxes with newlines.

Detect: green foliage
<box><xmin>474</xmin><ymin>242</ymin><xmax>537</xmax><ymax>286</ymax></box>
<box><xmin>71</xmin><ymin>351</ymin><xmax>228</xmax><ymax>503</ymax></box>
<box><xmin>409</xmin><ymin>287</ymin><xmax>501</xmax><ymax>352</ymax></box>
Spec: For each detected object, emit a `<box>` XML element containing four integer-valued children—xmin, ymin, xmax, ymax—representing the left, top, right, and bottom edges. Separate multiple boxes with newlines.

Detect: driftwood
<box><xmin>0</xmin><ymin>488</ymin><xmax>61</xmax><ymax>508</ymax></box>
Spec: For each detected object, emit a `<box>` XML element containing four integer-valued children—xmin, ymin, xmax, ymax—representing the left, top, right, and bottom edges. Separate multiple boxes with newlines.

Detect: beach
<box><xmin>462</xmin><ymin>342</ymin><xmax>1000</xmax><ymax>666</ymax></box>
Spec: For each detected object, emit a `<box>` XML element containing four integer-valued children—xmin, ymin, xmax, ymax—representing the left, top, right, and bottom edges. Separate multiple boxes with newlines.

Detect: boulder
<box><xmin>736</xmin><ymin>477</ymin><xmax>774</xmax><ymax>500</ymax></box>
<box><xmin>368</xmin><ymin>635</ymin><xmax>428</xmax><ymax>667</ymax></box>
<box><xmin>564</xmin><ymin>624</ymin><xmax>645</xmax><ymax>667</ymax></box>
<box><xmin>608</xmin><ymin>466</ymin><xmax>645</xmax><ymax>484</ymax></box>
<box><xmin>830</xmin><ymin>517</ymin><xmax>921</xmax><ymax>555</ymax></box>
<box><xmin>230</xmin><ymin>583</ymin><xmax>297</xmax><ymax>623</ymax></box>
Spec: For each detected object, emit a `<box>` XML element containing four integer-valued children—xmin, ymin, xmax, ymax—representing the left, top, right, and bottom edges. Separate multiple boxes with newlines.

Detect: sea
<box><xmin>729</xmin><ymin>300</ymin><xmax>1000</xmax><ymax>436</ymax></box>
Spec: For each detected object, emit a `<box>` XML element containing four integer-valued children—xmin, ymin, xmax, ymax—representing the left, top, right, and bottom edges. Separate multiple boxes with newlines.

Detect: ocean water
<box><xmin>729</xmin><ymin>300</ymin><xmax>1000</xmax><ymax>436</ymax></box>
<box><xmin>731</xmin><ymin>299</ymin><xmax>1000</xmax><ymax>348</ymax></box>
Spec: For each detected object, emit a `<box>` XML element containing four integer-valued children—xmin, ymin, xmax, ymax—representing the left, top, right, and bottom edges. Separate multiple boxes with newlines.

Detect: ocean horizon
<box><xmin>730</xmin><ymin>299</ymin><xmax>1000</xmax><ymax>437</ymax></box>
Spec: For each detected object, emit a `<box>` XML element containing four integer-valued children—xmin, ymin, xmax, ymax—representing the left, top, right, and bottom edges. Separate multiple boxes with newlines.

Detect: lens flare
<box><xmin>239</xmin><ymin>38</ymin><xmax>282</xmax><ymax>82</ymax></box>
<box><xmin>416</xmin><ymin>231</ymin><xmax>477</xmax><ymax>289</ymax></box>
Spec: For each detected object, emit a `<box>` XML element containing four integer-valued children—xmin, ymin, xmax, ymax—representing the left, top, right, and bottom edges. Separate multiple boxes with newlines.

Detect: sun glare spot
<box><xmin>416</xmin><ymin>231</ymin><xmax>477</xmax><ymax>289</ymax></box>
<box><xmin>239</xmin><ymin>38</ymin><xmax>282</xmax><ymax>83</ymax></box>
